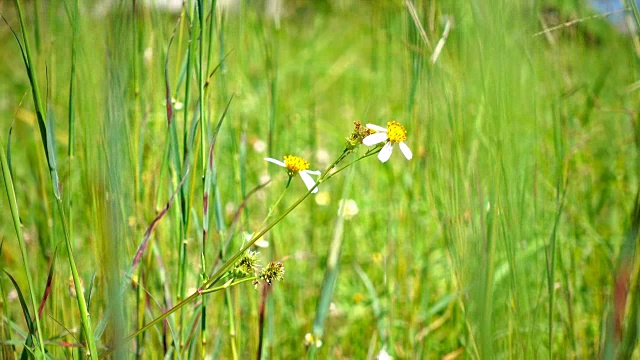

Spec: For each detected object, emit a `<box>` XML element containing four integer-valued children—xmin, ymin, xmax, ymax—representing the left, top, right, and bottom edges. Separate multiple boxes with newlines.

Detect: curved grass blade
<box><xmin>630</xmin><ymin>0</ymin><xmax>640</xmax><ymax>31</ymax></box>
<box><xmin>130</xmin><ymin>167</ymin><xmax>191</xmax><ymax>274</ymax></box>
<box><xmin>7</xmin><ymin>92</ymin><xmax>27</xmax><ymax>180</ymax></box>
<box><xmin>45</xmin><ymin>104</ymin><xmax>60</xmax><ymax>197</ymax></box>
<box><xmin>37</xmin><ymin>246</ymin><xmax>58</xmax><ymax>318</ymax></box>
<box><xmin>11</xmin><ymin>0</ymin><xmax>61</xmax><ymax>200</ymax></box>
<box><xmin>3</xmin><ymin>271</ymin><xmax>38</xmax><ymax>359</ymax></box>
<box><xmin>604</xmin><ymin>190</ymin><xmax>640</xmax><ymax>358</ymax></box>
<box><xmin>0</xmin><ymin>239</ymin><xmax>18</xmax><ymax>359</ymax></box>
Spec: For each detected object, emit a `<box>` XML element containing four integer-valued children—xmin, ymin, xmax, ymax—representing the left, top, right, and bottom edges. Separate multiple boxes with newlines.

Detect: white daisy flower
<box><xmin>362</xmin><ymin>121</ymin><xmax>413</xmax><ymax>163</ymax></box>
<box><xmin>264</xmin><ymin>155</ymin><xmax>321</xmax><ymax>193</ymax></box>
<box><xmin>303</xmin><ymin>332</ymin><xmax>323</xmax><ymax>348</ymax></box>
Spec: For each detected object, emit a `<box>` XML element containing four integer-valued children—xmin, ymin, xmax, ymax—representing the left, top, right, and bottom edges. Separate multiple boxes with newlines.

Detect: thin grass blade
<box><xmin>3</xmin><ymin>271</ymin><xmax>37</xmax><ymax>359</ymax></box>
<box><xmin>0</xmin><ymin>135</ymin><xmax>45</xmax><ymax>354</ymax></box>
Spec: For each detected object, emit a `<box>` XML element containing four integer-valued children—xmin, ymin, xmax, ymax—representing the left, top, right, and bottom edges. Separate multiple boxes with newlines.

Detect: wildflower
<box><xmin>362</xmin><ymin>121</ymin><xmax>413</xmax><ymax>163</ymax></box>
<box><xmin>260</xmin><ymin>261</ymin><xmax>285</xmax><ymax>285</ymax></box>
<box><xmin>265</xmin><ymin>155</ymin><xmax>321</xmax><ymax>193</ymax></box>
<box><xmin>346</xmin><ymin>121</ymin><xmax>374</xmax><ymax>150</ymax></box>
<box><xmin>338</xmin><ymin>199</ymin><xmax>359</xmax><ymax>220</ymax></box>
<box><xmin>304</xmin><ymin>333</ymin><xmax>323</xmax><ymax>348</ymax></box>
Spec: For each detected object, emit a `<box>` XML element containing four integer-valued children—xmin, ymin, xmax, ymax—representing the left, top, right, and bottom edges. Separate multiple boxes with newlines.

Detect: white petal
<box><xmin>366</xmin><ymin>123</ymin><xmax>388</xmax><ymax>132</ymax></box>
<box><xmin>398</xmin><ymin>142</ymin><xmax>413</xmax><ymax>160</ymax></box>
<box><xmin>378</xmin><ymin>142</ymin><xmax>394</xmax><ymax>163</ymax></box>
<box><xmin>299</xmin><ymin>171</ymin><xmax>319</xmax><ymax>193</ymax></box>
<box><xmin>264</xmin><ymin>157</ymin><xmax>286</xmax><ymax>167</ymax></box>
<box><xmin>362</xmin><ymin>132</ymin><xmax>388</xmax><ymax>146</ymax></box>
<box><xmin>305</xmin><ymin>169</ymin><xmax>321</xmax><ymax>176</ymax></box>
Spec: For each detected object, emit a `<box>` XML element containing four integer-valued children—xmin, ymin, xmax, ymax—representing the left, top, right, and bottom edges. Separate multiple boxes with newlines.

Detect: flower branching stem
<box><xmin>100</xmin><ymin>146</ymin><xmax>379</xmax><ymax>358</ymax></box>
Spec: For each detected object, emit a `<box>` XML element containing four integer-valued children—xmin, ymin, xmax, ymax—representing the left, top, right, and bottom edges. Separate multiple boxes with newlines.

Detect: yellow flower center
<box><xmin>283</xmin><ymin>155</ymin><xmax>310</xmax><ymax>174</ymax></box>
<box><xmin>386</xmin><ymin>121</ymin><xmax>407</xmax><ymax>143</ymax></box>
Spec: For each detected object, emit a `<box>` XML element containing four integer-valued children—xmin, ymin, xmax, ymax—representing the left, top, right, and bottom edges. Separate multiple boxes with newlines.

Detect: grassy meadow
<box><xmin>1</xmin><ymin>0</ymin><xmax>640</xmax><ymax>358</ymax></box>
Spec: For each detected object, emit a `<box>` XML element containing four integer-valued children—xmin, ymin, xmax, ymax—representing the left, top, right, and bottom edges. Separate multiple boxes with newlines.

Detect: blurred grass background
<box><xmin>1</xmin><ymin>0</ymin><xmax>640</xmax><ymax>358</ymax></box>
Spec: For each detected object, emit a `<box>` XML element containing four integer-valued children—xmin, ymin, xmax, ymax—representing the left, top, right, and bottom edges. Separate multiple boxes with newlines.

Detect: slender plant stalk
<box><xmin>224</xmin><ymin>289</ymin><xmax>239</xmax><ymax>360</ymax></box>
<box><xmin>0</xmin><ymin>137</ymin><xmax>46</xmax><ymax>355</ymax></box>
<box><xmin>545</xmin><ymin>178</ymin><xmax>568</xmax><ymax>359</ymax></box>
<box><xmin>57</xmin><ymin>201</ymin><xmax>99</xmax><ymax>358</ymax></box>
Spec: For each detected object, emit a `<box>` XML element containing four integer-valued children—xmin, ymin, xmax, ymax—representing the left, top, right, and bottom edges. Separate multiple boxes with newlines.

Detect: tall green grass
<box><xmin>0</xmin><ymin>0</ymin><xmax>639</xmax><ymax>358</ymax></box>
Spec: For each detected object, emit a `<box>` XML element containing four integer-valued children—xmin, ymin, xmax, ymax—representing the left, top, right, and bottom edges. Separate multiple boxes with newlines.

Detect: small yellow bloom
<box><xmin>283</xmin><ymin>155</ymin><xmax>310</xmax><ymax>173</ymax></box>
<box><xmin>265</xmin><ymin>155</ymin><xmax>321</xmax><ymax>193</ymax></box>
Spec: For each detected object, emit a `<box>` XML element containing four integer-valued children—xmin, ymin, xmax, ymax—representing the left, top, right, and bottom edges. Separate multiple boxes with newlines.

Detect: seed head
<box><xmin>260</xmin><ymin>261</ymin><xmax>285</xmax><ymax>285</ymax></box>
<box><xmin>233</xmin><ymin>250</ymin><xmax>260</xmax><ymax>277</ymax></box>
<box><xmin>346</xmin><ymin>121</ymin><xmax>374</xmax><ymax>150</ymax></box>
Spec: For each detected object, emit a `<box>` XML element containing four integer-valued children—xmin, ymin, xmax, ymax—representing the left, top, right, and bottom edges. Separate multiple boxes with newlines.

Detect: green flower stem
<box><xmin>323</xmin><ymin>148</ymin><xmax>381</xmax><ymax>183</ymax></box>
<box><xmin>257</xmin><ymin>177</ymin><xmax>290</xmax><ymax>231</ymax></box>
<box><xmin>200</xmin><ymin>277</ymin><xmax>259</xmax><ymax>294</ymax></box>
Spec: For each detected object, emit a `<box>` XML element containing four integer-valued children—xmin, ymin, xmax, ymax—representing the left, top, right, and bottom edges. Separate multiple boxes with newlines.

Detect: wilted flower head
<box><xmin>346</xmin><ymin>121</ymin><xmax>374</xmax><ymax>150</ymax></box>
<box><xmin>260</xmin><ymin>261</ymin><xmax>285</xmax><ymax>285</ymax></box>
